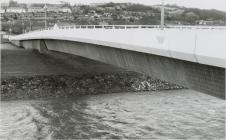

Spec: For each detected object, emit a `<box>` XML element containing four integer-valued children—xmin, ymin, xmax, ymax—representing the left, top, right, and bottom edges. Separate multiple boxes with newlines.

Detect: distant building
<box><xmin>198</xmin><ymin>19</ymin><xmax>225</xmax><ymax>26</ymax></box>
<box><xmin>28</xmin><ymin>7</ymin><xmax>44</xmax><ymax>13</ymax></box>
<box><xmin>95</xmin><ymin>7</ymin><xmax>105</xmax><ymax>12</ymax></box>
<box><xmin>198</xmin><ymin>20</ymin><xmax>214</xmax><ymax>25</ymax></box>
<box><xmin>198</xmin><ymin>20</ymin><xmax>206</xmax><ymax>25</ymax></box>
<box><xmin>120</xmin><ymin>5</ymin><xmax>127</xmax><ymax>9</ymax></box>
<box><xmin>78</xmin><ymin>16</ymin><xmax>94</xmax><ymax>21</ymax></box>
<box><xmin>47</xmin><ymin>7</ymin><xmax>59</xmax><ymax>13</ymax></box>
<box><xmin>105</xmin><ymin>7</ymin><xmax>115</xmax><ymax>12</ymax></box>
<box><xmin>6</xmin><ymin>7</ymin><xmax>26</xmax><ymax>13</ymax></box>
<box><xmin>0</xmin><ymin>9</ymin><xmax>6</xmax><ymax>14</ymax></box>
<box><xmin>100</xmin><ymin>16</ymin><xmax>113</xmax><ymax>21</ymax></box>
<box><xmin>98</xmin><ymin>21</ymin><xmax>108</xmax><ymax>25</ymax></box>
<box><xmin>115</xmin><ymin>6</ymin><xmax>121</xmax><ymax>10</ymax></box>
<box><xmin>60</xmin><ymin>7</ymin><xmax>71</xmax><ymax>13</ymax></box>
<box><xmin>213</xmin><ymin>20</ymin><xmax>225</xmax><ymax>25</ymax></box>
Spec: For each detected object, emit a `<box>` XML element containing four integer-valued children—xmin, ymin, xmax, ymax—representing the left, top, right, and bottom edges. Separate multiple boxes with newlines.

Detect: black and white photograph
<box><xmin>0</xmin><ymin>0</ymin><xmax>226</xmax><ymax>139</ymax></box>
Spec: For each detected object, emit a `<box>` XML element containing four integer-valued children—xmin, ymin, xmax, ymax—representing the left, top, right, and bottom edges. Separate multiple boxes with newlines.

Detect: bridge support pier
<box><xmin>20</xmin><ymin>39</ymin><xmax>226</xmax><ymax>99</ymax></box>
<box><xmin>19</xmin><ymin>40</ymin><xmax>48</xmax><ymax>53</ymax></box>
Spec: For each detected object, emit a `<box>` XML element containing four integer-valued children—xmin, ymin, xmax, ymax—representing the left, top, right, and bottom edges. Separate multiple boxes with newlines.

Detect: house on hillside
<box><xmin>28</xmin><ymin>7</ymin><xmax>44</xmax><ymax>13</ymax></box>
<box><xmin>6</xmin><ymin>7</ymin><xmax>26</xmax><ymax>13</ymax></box>
<box><xmin>0</xmin><ymin>9</ymin><xmax>6</xmax><ymax>14</ymax></box>
<box><xmin>198</xmin><ymin>20</ymin><xmax>213</xmax><ymax>25</ymax></box>
<box><xmin>60</xmin><ymin>7</ymin><xmax>72</xmax><ymax>13</ymax></box>
<box><xmin>98</xmin><ymin>21</ymin><xmax>109</xmax><ymax>25</ymax></box>
<box><xmin>47</xmin><ymin>7</ymin><xmax>59</xmax><ymax>13</ymax></box>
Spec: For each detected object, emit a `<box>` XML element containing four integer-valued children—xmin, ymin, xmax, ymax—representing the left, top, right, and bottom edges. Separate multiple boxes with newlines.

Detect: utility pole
<box><xmin>9</xmin><ymin>20</ymin><xmax>12</xmax><ymax>35</ymax></box>
<box><xmin>21</xmin><ymin>14</ymin><xmax>24</xmax><ymax>33</ymax></box>
<box><xmin>26</xmin><ymin>8</ymin><xmax>31</xmax><ymax>31</ymax></box>
<box><xmin>29</xmin><ymin>15</ymin><xmax>31</xmax><ymax>31</ymax></box>
<box><xmin>22</xmin><ymin>21</ymin><xmax>24</xmax><ymax>33</ymax></box>
<box><xmin>44</xmin><ymin>4</ymin><xmax>48</xmax><ymax>28</ymax></box>
<box><xmin>160</xmin><ymin>0</ymin><xmax>165</xmax><ymax>30</ymax></box>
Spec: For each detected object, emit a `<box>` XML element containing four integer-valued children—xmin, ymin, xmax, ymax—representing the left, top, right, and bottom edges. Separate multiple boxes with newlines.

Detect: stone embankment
<box><xmin>1</xmin><ymin>72</ymin><xmax>184</xmax><ymax>100</ymax></box>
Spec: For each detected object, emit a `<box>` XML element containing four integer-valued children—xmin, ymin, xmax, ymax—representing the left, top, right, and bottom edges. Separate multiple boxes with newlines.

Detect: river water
<box><xmin>1</xmin><ymin>89</ymin><xmax>225</xmax><ymax>139</ymax></box>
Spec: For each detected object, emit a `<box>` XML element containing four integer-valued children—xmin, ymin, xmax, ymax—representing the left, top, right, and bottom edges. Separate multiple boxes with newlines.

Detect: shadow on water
<box><xmin>31</xmin><ymin>96</ymin><xmax>125</xmax><ymax>139</ymax></box>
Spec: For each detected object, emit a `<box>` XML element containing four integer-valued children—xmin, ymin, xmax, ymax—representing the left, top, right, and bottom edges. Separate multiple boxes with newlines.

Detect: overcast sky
<box><xmin>2</xmin><ymin>0</ymin><xmax>226</xmax><ymax>11</ymax></box>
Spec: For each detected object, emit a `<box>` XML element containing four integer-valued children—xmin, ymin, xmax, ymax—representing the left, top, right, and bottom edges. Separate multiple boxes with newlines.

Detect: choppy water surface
<box><xmin>1</xmin><ymin>90</ymin><xmax>225</xmax><ymax>139</ymax></box>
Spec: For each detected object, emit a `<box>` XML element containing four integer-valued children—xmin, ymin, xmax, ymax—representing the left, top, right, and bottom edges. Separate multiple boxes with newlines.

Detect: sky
<box><xmin>1</xmin><ymin>0</ymin><xmax>226</xmax><ymax>11</ymax></box>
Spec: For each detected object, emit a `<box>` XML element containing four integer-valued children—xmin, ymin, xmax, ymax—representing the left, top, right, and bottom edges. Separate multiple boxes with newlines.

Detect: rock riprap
<box><xmin>1</xmin><ymin>72</ymin><xmax>184</xmax><ymax>100</ymax></box>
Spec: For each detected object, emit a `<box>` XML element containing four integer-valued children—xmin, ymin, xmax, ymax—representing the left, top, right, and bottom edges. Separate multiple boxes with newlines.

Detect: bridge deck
<box><xmin>9</xmin><ymin>26</ymin><xmax>226</xmax><ymax>68</ymax></box>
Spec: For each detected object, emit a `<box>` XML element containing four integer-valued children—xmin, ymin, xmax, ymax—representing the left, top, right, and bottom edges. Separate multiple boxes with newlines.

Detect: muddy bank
<box><xmin>1</xmin><ymin>72</ymin><xmax>184</xmax><ymax>100</ymax></box>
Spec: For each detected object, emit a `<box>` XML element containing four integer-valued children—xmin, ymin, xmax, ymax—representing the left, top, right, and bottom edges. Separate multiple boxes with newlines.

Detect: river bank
<box><xmin>1</xmin><ymin>72</ymin><xmax>184</xmax><ymax>100</ymax></box>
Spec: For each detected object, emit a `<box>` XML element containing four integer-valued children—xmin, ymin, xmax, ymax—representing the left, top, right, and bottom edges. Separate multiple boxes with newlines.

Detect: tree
<box><xmin>9</xmin><ymin>0</ymin><xmax>18</xmax><ymax>7</ymax></box>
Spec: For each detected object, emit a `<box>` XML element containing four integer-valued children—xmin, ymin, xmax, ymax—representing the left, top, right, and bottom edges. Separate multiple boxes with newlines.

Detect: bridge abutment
<box><xmin>20</xmin><ymin>40</ymin><xmax>48</xmax><ymax>53</ymax></box>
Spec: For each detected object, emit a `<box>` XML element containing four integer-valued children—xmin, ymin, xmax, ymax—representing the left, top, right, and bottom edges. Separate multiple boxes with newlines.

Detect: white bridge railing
<box><xmin>26</xmin><ymin>25</ymin><xmax>226</xmax><ymax>34</ymax></box>
<box><xmin>58</xmin><ymin>25</ymin><xmax>226</xmax><ymax>30</ymax></box>
<box><xmin>58</xmin><ymin>25</ymin><xmax>161</xmax><ymax>29</ymax></box>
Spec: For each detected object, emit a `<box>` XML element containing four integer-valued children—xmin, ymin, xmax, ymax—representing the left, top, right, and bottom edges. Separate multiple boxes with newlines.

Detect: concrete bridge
<box><xmin>9</xmin><ymin>25</ymin><xmax>226</xmax><ymax>99</ymax></box>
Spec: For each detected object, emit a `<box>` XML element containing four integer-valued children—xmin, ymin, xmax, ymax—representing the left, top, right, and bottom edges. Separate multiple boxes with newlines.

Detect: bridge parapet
<box><xmin>23</xmin><ymin>25</ymin><xmax>226</xmax><ymax>35</ymax></box>
<box><xmin>9</xmin><ymin>25</ymin><xmax>226</xmax><ymax>68</ymax></box>
<box><xmin>56</xmin><ymin>25</ymin><xmax>226</xmax><ymax>30</ymax></box>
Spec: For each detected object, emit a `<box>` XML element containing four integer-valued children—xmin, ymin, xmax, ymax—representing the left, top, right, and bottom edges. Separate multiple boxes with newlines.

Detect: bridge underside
<box><xmin>19</xmin><ymin>39</ymin><xmax>226</xmax><ymax>99</ymax></box>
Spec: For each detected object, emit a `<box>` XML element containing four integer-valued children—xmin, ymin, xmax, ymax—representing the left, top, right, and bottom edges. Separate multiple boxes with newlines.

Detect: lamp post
<box><xmin>26</xmin><ymin>8</ymin><xmax>31</xmax><ymax>31</ymax></box>
<box><xmin>8</xmin><ymin>20</ymin><xmax>12</xmax><ymax>35</ymax></box>
<box><xmin>21</xmin><ymin>11</ymin><xmax>25</xmax><ymax>33</ymax></box>
<box><xmin>22</xmin><ymin>21</ymin><xmax>24</xmax><ymax>33</ymax></box>
<box><xmin>44</xmin><ymin>4</ymin><xmax>48</xmax><ymax>28</ymax></box>
<box><xmin>160</xmin><ymin>0</ymin><xmax>165</xmax><ymax>30</ymax></box>
<box><xmin>29</xmin><ymin>14</ymin><xmax>32</xmax><ymax>31</ymax></box>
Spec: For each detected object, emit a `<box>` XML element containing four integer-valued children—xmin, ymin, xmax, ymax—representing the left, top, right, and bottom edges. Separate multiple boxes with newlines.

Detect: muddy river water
<box><xmin>1</xmin><ymin>90</ymin><xmax>225</xmax><ymax>139</ymax></box>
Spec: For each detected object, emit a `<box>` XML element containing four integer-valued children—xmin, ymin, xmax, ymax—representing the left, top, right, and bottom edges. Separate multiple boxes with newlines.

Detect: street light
<box><xmin>22</xmin><ymin>22</ymin><xmax>24</xmax><ymax>33</ymax></box>
<box><xmin>29</xmin><ymin>14</ymin><xmax>32</xmax><ymax>31</ymax></box>
<box><xmin>26</xmin><ymin>8</ymin><xmax>32</xmax><ymax>31</ymax></box>
<box><xmin>160</xmin><ymin>0</ymin><xmax>165</xmax><ymax>30</ymax></box>
<box><xmin>8</xmin><ymin>20</ymin><xmax>12</xmax><ymax>35</ymax></box>
<box><xmin>44</xmin><ymin>4</ymin><xmax>48</xmax><ymax>28</ymax></box>
<box><xmin>21</xmin><ymin>12</ymin><xmax>25</xmax><ymax>33</ymax></box>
